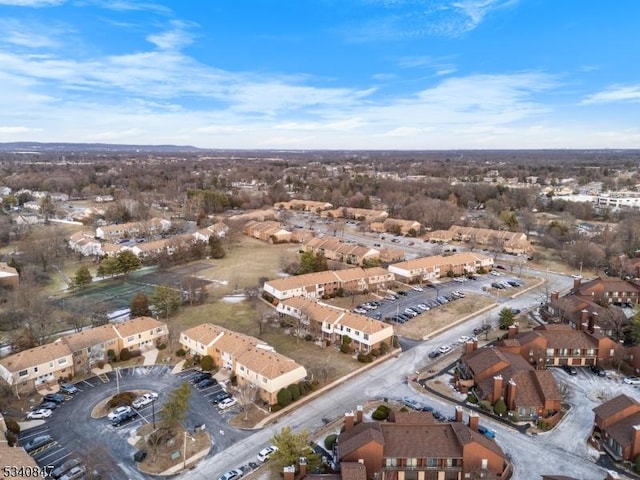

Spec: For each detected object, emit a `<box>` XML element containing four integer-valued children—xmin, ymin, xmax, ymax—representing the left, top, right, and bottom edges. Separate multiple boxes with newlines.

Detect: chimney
<box><xmin>344</xmin><ymin>411</ymin><xmax>355</xmax><ymax>431</ymax></box>
<box><xmin>573</xmin><ymin>277</ymin><xmax>581</xmax><ymax>290</ymax></box>
<box><xmin>299</xmin><ymin>457</ymin><xmax>308</xmax><ymax>479</ymax></box>
<box><xmin>468</xmin><ymin>413</ymin><xmax>479</xmax><ymax>431</ymax></box>
<box><xmin>589</xmin><ymin>312</ymin><xmax>599</xmax><ymax>334</ymax></box>
<box><xmin>508</xmin><ymin>323</ymin><xmax>519</xmax><ymax>339</ymax></box>
<box><xmin>465</xmin><ymin>339</ymin><xmax>477</xmax><ymax>355</ymax></box>
<box><xmin>492</xmin><ymin>375</ymin><xmax>503</xmax><ymax>402</ymax></box>
<box><xmin>551</xmin><ymin>291</ymin><xmax>559</xmax><ymax>302</ymax></box>
<box><xmin>283</xmin><ymin>466</ymin><xmax>295</xmax><ymax>480</ymax></box>
<box><xmin>633</xmin><ymin>425</ymin><xmax>640</xmax><ymax>459</ymax></box>
<box><xmin>455</xmin><ymin>406</ymin><xmax>463</xmax><ymax>422</ymax></box>
<box><xmin>506</xmin><ymin>379</ymin><xmax>517</xmax><ymax>411</ymax></box>
<box><xmin>356</xmin><ymin>405</ymin><xmax>363</xmax><ymax>424</ymax></box>
<box><xmin>580</xmin><ymin>309</ymin><xmax>589</xmax><ymax>328</ymax></box>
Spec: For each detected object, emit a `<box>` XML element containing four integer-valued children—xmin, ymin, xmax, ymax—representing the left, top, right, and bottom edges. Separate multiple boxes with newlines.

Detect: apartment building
<box><xmin>337</xmin><ymin>409</ymin><xmax>512</xmax><ymax>480</ymax></box>
<box><xmin>303</xmin><ymin>236</ymin><xmax>380</xmax><ymax>266</ymax></box>
<box><xmin>369</xmin><ymin>218</ymin><xmax>422</xmax><ymax>236</ymax></box>
<box><xmin>388</xmin><ymin>252</ymin><xmax>493</xmax><ymax>282</ymax></box>
<box><xmin>179</xmin><ymin>323</ymin><xmax>306</xmax><ymax>404</ymax></box>
<box><xmin>263</xmin><ymin>267</ymin><xmax>394</xmax><ymax>301</ymax></box>
<box><xmin>592</xmin><ymin>394</ymin><xmax>640</xmax><ymax>462</ymax></box>
<box><xmin>277</xmin><ymin>297</ymin><xmax>394</xmax><ymax>352</ymax></box>
<box><xmin>426</xmin><ymin>226</ymin><xmax>531</xmax><ymax>255</ymax></box>
<box><xmin>321</xmin><ymin>207</ymin><xmax>388</xmax><ymax>223</ymax></box>
<box><xmin>274</xmin><ymin>199</ymin><xmax>333</xmax><ymax>212</ymax></box>
<box><xmin>95</xmin><ymin>217</ymin><xmax>171</xmax><ymax>241</ymax></box>
<box><xmin>0</xmin><ymin>317</ymin><xmax>168</xmax><ymax>394</ymax></box>
<box><xmin>192</xmin><ymin>222</ymin><xmax>229</xmax><ymax>242</ymax></box>
<box><xmin>244</xmin><ymin>220</ymin><xmax>292</xmax><ymax>243</ymax></box>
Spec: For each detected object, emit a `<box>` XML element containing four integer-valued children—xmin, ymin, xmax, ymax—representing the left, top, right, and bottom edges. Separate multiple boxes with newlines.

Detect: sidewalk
<box><xmin>142</xmin><ymin>348</ymin><xmax>159</xmax><ymax>366</ymax></box>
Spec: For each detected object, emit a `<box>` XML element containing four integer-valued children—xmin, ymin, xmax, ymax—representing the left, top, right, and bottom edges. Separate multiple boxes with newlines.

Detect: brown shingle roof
<box><xmin>181</xmin><ymin>324</ymin><xmax>225</xmax><ymax>346</ymax></box>
<box><xmin>113</xmin><ymin>316</ymin><xmax>166</xmax><ymax>338</ymax></box>
<box><xmin>593</xmin><ymin>394</ymin><xmax>640</xmax><ymax>420</ymax></box>
<box><xmin>338</xmin><ymin>422</ymin><xmax>384</xmax><ymax>459</ymax></box>
<box><xmin>62</xmin><ymin>324</ymin><xmax>119</xmax><ymax>352</ymax></box>
<box><xmin>380</xmin><ymin>423</ymin><xmax>463</xmax><ymax>458</ymax></box>
<box><xmin>606</xmin><ymin>412</ymin><xmax>640</xmax><ymax>449</ymax></box>
<box><xmin>0</xmin><ymin>340</ymin><xmax>71</xmax><ymax>372</ymax></box>
<box><xmin>339</xmin><ymin>462</ymin><xmax>367</xmax><ymax>480</ymax></box>
<box><xmin>236</xmin><ymin>348</ymin><xmax>305</xmax><ymax>380</ymax></box>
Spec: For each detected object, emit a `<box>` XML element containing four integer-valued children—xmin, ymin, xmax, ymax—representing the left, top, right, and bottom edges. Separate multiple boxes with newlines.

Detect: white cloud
<box><xmin>0</xmin><ymin>0</ymin><xmax>64</xmax><ymax>6</ymax></box>
<box><xmin>0</xmin><ymin>126</ymin><xmax>40</xmax><ymax>134</ymax></box>
<box><xmin>0</xmin><ymin>18</ymin><xmax>64</xmax><ymax>49</ymax></box>
<box><xmin>581</xmin><ymin>85</ymin><xmax>640</xmax><ymax>104</ymax></box>
<box><xmin>147</xmin><ymin>20</ymin><xmax>195</xmax><ymax>51</ymax></box>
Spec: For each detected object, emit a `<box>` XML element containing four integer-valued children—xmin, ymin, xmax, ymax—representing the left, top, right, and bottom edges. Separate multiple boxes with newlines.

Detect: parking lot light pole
<box><xmin>152</xmin><ymin>399</ymin><xmax>156</xmax><ymax>429</ymax></box>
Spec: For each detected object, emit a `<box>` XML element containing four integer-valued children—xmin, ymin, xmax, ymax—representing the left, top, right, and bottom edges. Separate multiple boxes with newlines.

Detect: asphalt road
<box><xmin>18</xmin><ymin>365</ymin><xmax>250</xmax><ymax>480</ymax></box>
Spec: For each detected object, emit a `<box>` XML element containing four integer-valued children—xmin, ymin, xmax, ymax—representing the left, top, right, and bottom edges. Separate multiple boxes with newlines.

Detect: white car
<box><xmin>623</xmin><ymin>376</ymin><xmax>640</xmax><ymax>385</ymax></box>
<box><xmin>412</xmin><ymin>286</ymin><xmax>423</xmax><ymax>292</ymax></box>
<box><xmin>458</xmin><ymin>335</ymin><xmax>471</xmax><ymax>343</ymax></box>
<box><xmin>217</xmin><ymin>468</ymin><xmax>243</xmax><ymax>480</ymax></box>
<box><xmin>132</xmin><ymin>392</ymin><xmax>158</xmax><ymax>409</ymax></box>
<box><xmin>27</xmin><ymin>408</ymin><xmax>53</xmax><ymax>420</ymax></box>
<box><xmin>107</xmin><ymin>405</ymin><xmax>132</xmax><ymax>420</ymax></box>
<box><xmin>490</xmin><ymin>271</ymin><xmax>501</xmax><ymax>276</ymax></box>
<box><xmin>218</xmin><ymin>397</ymin><xmax>238</xmax><ymax>410</ymax></box>
<box><xmin>438</xmin><ymin>345</ymin><xmax>452</xmax><ymax>354</ymax></box>
<box><xmin>257</xmin><ymin>445</ymin><xmax>279</xmax><ymax>462</ymax></box>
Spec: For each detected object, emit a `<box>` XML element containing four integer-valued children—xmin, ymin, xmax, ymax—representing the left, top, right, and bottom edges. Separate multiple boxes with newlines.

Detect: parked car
<box><xmin>473</xmin><ymin>324</ymin><xmax>491</xmax><ymax>335</ymax></box>
<box><xmin>561</xmin><ymin>364</ymin><xmax>578</xmax><ymax>375</ymax></box>
<box><xmin>403</xmin><ymin>398</ymin><xmax>423</xmax><ymax>410</ymax></box>
<box><xmin>372</xmin><ymin>312</ymin><xmax>382</xmax><ymax>320</ymax></box>
<box><xmin>59</xmin><ymin>383</ymin><xmax>80</xmax><ymax>395</ymax></box>
<box><xmin>490</xmin><ymin>271</ymin><xmax>501</xmax><ymax>276</ymax></box>
<box><xmin>43</xmin><ymin>393</ymin><xmax>66</xmax><ymax>404</ymax></box>
<box><xmin>510</xmin><ymin>308</ymin><xmax>522</xmax><ymax>314</ymax></box>
<box><xmin>132</xmin><ymin>392</ymin><xmax>158</xmax><ymax>409</ymax></box>
<box><xmin>217</xmin><ymin>468</ymin><xmax>243</xmax><ymax>480</ymax></box>
<box><xmin>438</xmin><ymin>345</ymin><xmax>452</xmax><ymax>354</ymax></box>
<box><xmin>428</xmin><ymin>350</ymin><xmax>441</xmax><ymax>359</ymax></box>
<box><xmin>23</xmin><ymin>434</ymin><xmax>54</xmax><ymax>453</ymax></box>
<box><xmin>191</xmin><ymin>372</ymin><xmax>212</xmax><ymax>384</ymax></box>
<box><xmin>197</xmin><ymin>378</ymin><xmax>218</xmax><ymax>389</ymax></box>
<box><xmin>590</xmin><ymin>364</ymin><xmax>606</xmax><ymax>377</ymax></box>
<box><xmin>218</xmin><ymin>397</ymin><xmax>238</xmax><ymax>410</ymax></box>
<box><xmin>623</xmin><ymin>376</ymin><xmax>640</xmax><ymax>385</ymax></box>
<box><xmin>211</xmin><ymin>391</ymin><xmax>231</xmax><ymax>404</ymax></box>
<box><xmin>477</xmin><ymin>425</ymin><xmax>496</xmax><ymax>439</ymax></box>
<box><xmin>257</xmin><ymin>445</ymin><xmax>279</xmax><ymax>462</ymax></box>
<box><xmin>107</xmin><ymin>405</ymin><xmax>132</xmax><ymax>421</ymax></box>
<box><xmin>27</xmin><ymin>408</ymin><xmax>53</xmax><ymax>420</ymax></box>
<box><xmin>51</xmin><ymin>458</ymin><xmax>83</xmax><ymax>479</ymax></box>
<box><xmin>36</xmin><ymin>401</ymin><xmax>58</xmax><ymax>411</ymax></box>
<box><xmin>458</xmin><ymin>335</ymin><xmax>471</xmax><ymax>343</ymax></box>
<box><xmin>133</xmin><ymin>450</ymin><xmax>147</xmax><ymax>462</ymax></box>
<box><xmin>412</xmin><ymin>286</ymin><xmax>423</xmax><ymax>292</ymax></box>
<box><xmin>59</xmin><ymin>466</ymin><xmax>86</xmax><ymax>480</ymax></box>
<box><xmin>111</xmin><ymin>409</ymin><xmax>139</xmax><ymax>427</ymax></box>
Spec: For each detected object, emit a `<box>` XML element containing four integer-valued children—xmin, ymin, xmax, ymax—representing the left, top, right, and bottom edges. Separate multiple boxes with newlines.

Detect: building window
<box><xmin>156</xmin><ymin>327</ymin><xmax>163</xmax><ymax>333</ymax></box>
<box><xmin>546</xmin><ymin>348</ymin><xmax>554</xmax><ymax>356</ymax></box>
<box><xmin>406</xmin><ymin>458</ymin><xmax>417</xmax><ymax>467</ymax></box>
<box><xmin>58</xmin><ymin>358</ymin><xmax>67</xmax><ymax>365</ymax></box>
<box><xmin>427</xmin><ymin>458</ymin><xmax>437</xmax><ymax>467</ymax></box>
<box><xmin>385</xmin><ymin>458</ymin><xmax>397</xmax><ymax>467</ymax></box>
<box><xmin>346</xmin><ymin>327</ymin><xmax>351</xmax><ymax>333</ymax></box>
<box><xmin>364</xmin><ymin>334</ymin><xmax>369</xmax><ymax>341</ymax></box>
<box><xmin>33</xmin><ymin>367</ymin><xmax>38</xmax><ymax>373</ymax></box>
<box><xmin>19</xmin><ymin>369</ymin><xmax>28</xmax><ymax>377</ymax></box>
<box><xmin>127</xmin><ymin>336</ymin><xmax>134</xmax><ymax>342</ymax></box>
<box><xmin>587</xmin><ymin>348</ymin><xmax>596</xmax><ymax>356</ymax></box>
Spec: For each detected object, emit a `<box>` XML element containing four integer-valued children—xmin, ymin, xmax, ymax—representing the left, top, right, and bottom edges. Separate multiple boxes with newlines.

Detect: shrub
<box><xmin>635</xmin><ymin>454</ymin><xmax>640</xmax><ymax>474</ymax></box>
<box><xmin>97</xmin><ymin>360</ymin><xmax>105</xmax><ymax>369</ymax></box>
<box><xmin>370</xmin><ymin>348</ymin><xmax>381</xmax><ymax>357</ymax></box>
<box><xmin>119</xmin><ymin>348</ymin><xmax>131</xmax><ymax>361</ymax></box>
<box><xmin>156</xmin><ymin>343</ymin><xmax>167</xmax><ymax>350</ymax></box>
<box><xmin>299</xmin><ymin>381</ymin><xmax>311</xmax><ymax>395</ymax></box>
<box><xmin>467</xmin><ymin>393</ymin><xmax>478</xmax><ymax>404</ymax></box>
<box><xmin>130</xmin><ymin>349</ymin><xmax>141</xmax><ymax>358</ymax></box>
<box><xmin>183</xmin><ymin>358</ymin><xmax>194</xmax><ymax>368</ymax></box>
<box><xmin>399</xmin><ymin>406</ymin><xmax>409</xmax><ymax>412</ymax></box>
<box><xmin>200</xmin><ymin>355</ymin><xmax>214</xmax><ymax>371</ymax></box>
<box><xmin>107</xmin><ymin>349</ymin><xmax>116</xmax><ymax>362</ymax></box>
<box><xmin>108</xmin><ymin>391</ymin><xmax>135</xmax><ymax>408</ymax></box>
<box><xmin>478</xmin><ymin>400</ymin><xmax>492</xmax><ymax>411</ymax></box>
<box><xmin>372</xmin><ymin>405</ymin><xmax>391</xmax><ymax>421</ymax></box>
<box><xmin>5</xmin><ymin>418</ymin><xmax>20</xmax><ymax>434</ymax></box>
<box><xmin>230</xmin><ymin>374</ymin><xmax>237</xmax><ymax>386</ymax></box>
<box><xmin>379</xmin><ymin>342</ymin><xmax>389</xmax><ymax>354</ymax></box>
<box><xmin>509</xmin><ymin>412</ymin><xmax>520</xmax><ymax>423</ymax></box>
<box><xmin>193</xmin><ymin>354</ymin><xmax>201</xmax><ymax>365</ymax></box>
<box><xmin>6</xmin><ymin>430</ymin><xmax>17</xmax><ymax>447</ymax></box>
<box><xmin>310</xmin><ymin>380</ymin><xmax>320</xmax><ymax>391</ymax></box>
<box><xmin>357</xmin><ymin>353</ymin><xmax>373</xmax><ymax>363</ymax></box>
<box><xmin>288</xmin><ymin>383</ymin><xmax>301</xmax><ymax>401</ymax></box>
<box><xmin>340</xmin><ymin>343</ymin><xmax>351</xmax><ymax>354</ymax></box>
<box><xmin>493</xmin><ymin>398</ymin><xmax>507</xmax><ymax>416</ymax></box>
<box><xmin>277</xmin><ymin>388</ymin><xmax>293</xmax><ymax>407</ymax></box>
<box><xmin>304</xmin><ymin>334</ymin><xmax>313</xmax><ymax>342</ymax></box>
<box><xmin>271</xmin><ymin>404</ymin><xmax>283</xmax><ymax>413</ymax></box>
<box><xmin>324</xmin><ymin>434</ymin><xmax>338</xmax><ymax>451</ymax></box>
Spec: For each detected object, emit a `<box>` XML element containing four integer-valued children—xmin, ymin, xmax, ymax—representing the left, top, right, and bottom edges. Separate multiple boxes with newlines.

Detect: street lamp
<box><xmin>183</xmin><ymin>430</ymin><xmax>195</xmax><ymax>470</ymax></box>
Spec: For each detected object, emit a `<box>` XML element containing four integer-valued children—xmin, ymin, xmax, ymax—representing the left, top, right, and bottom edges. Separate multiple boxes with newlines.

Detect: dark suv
<box><xmin>590</xmin><ymin>364</ymin><xmax>606</xmax><ymax>377</ymax></box>
<box><xmin>561</xmin><ymin>364</ymin><xmax>578</xmax><ymax>375</ymax></box>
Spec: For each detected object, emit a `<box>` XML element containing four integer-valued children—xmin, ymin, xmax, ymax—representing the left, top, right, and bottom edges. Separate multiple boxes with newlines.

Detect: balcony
<box><xmin>383</xmin><ymin>465</ymin><xmax>462</xmax><ymax>472</ymax></box>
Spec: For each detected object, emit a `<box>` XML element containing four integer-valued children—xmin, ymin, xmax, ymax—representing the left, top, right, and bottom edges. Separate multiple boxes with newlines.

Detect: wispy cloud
<box><xmin>348</xmin><ymin>0</ymin><xmax>517</xmax><ymax>41</ymax></box>
<box><xmin>0</xmin><ymin>18</ymin><xmax>65</xmax><ymax>48</ymax></box>
<box><xmin>581</xmin><ymin>85</ymin><xmax>640</xmax><ymax>104</ymax></box>
<box><xmin>0</xmin><ymin>0</ymin><xmax>64</xmax><ymax>6</ymax></box>
<box><xmin>83</xmin><ymin>0</ymin><xmax>171</xmax><ymax>15</ymax></box>
<box><xmin>147</xmin><ymin>20</ymin><xmax>195</xmax><ymax>51</ymax></box>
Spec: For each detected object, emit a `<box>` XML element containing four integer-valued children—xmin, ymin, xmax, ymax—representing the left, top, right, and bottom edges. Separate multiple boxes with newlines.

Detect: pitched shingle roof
<box><xmin>0</xmin><ymin>340</ymin><xmax>72</xmax><ymax>372</ymax></box>
<box><xmin>62</xmin><ymin>324</ymin><xmax>119</xmax><ymax>352</ymax></box>
<box><xmin>593</xmin><ymin>394</ymin><xmax>640</xmax><ymax>420</ymax></box>
<box><xmin>113</xmin><ymin>316</ymin><xmax>166</xmax><ymax>338</ymax></box>
<box><xmin>337</xmin><ymin>422</ymin><xmax>384</xmax><ymax>459</ymax></box>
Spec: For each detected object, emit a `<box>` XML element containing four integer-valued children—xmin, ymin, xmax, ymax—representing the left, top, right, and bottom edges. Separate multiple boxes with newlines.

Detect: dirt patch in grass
<box><xmin>394</xmin><ymin>295</ymin><xmax>496</xmax><ymax>341</ymax></box>
<box><xmin>135</xmin><ymin>424</ymin><xmax>211</xmax><ymax>475</ymax></box>
<box><xmin>228</xmin><ymin>403</ymin><xmax>270</xmax><ymax>429</ymax></box>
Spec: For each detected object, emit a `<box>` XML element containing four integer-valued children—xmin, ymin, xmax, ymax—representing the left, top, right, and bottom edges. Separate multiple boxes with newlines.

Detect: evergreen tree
<box><xmin>130</xmin><ymin>292</ymin><xmax>151</xmax><ymax>317</ymax></box>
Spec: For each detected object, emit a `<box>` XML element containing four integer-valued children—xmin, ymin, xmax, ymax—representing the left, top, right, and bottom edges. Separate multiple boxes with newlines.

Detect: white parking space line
<box><xmin>35</xmin><ymin>446</ymin><xmax>66</xmax><ymax>464</ymax></box>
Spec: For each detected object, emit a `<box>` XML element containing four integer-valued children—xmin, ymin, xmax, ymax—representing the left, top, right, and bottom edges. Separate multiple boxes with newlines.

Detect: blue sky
<box><xmin>0</xmin><ymin>0</ymin><xmax>638</xmax><ymax>149</ymax></box>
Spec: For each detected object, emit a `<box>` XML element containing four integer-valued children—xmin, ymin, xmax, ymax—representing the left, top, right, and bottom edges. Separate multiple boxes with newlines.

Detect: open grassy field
<box><xmin>195</xmin><ymin>235</ymin><xmax>300</xmax><ymax>295</ymax></box>
<box><xmin>394</xmin><ymin>294</ymin><xmax>496</xmax><ymax>341</ymax></box>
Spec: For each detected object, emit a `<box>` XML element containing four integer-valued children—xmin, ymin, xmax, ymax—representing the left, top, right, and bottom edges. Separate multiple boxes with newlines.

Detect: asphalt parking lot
<box><xmin>18</xmin><ymin>366</ymin><xmax>251</xmax><ymax>480</ymax></box>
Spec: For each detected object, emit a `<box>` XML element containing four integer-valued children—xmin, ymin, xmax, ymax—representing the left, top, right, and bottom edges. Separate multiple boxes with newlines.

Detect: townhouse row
<box><xmin>0</xmin><ymin>316</ymin><xmax>168</xmax><ymax>394</ymax></box>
